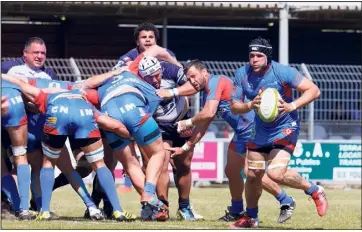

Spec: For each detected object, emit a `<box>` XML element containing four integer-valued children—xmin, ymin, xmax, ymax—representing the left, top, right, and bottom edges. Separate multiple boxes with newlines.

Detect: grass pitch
<box><xmin>1</xmin><ymin>185</ymin><xmax>361</xmax><ymax>230</ymax></box>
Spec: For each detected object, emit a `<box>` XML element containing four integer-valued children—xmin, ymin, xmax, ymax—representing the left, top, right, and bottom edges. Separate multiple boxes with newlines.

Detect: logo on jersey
<box><xmin>46</xmin><ymin>117</ymin><xmax>57</xmax><ymax>124</ymax></box>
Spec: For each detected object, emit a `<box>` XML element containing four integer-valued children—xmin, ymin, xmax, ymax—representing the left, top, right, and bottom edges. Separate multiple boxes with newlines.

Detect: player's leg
<box><xmin>219</xmin><ymin>141</ymin><xmax>246</xmax><ymax>222</ymax></box>
<box><xmin>55</xmin><ymin>145</ymin><xmax>103</xmax><ymax>220</ymax></box>
<box><xmin>1</xmin><ymin>154</ymin><xmax>20</xmax><ymax>213</ymax></box>
<box><xmin>243</xmin><ymin>155</ymin><xmax>295</xmax><ymax>223</ymax></box>
<box><xmin>156</xmin><ymin>140</ymin><xmax>171</xmax><ymax>208</ymax></box>
<box><xmin>230</xmin><ymin>146</ymin><xmax>265</xmax><ymax>229</ymax></box>
<box><xmin>37</xmin><ymin>133</ymin><xmax>67</xmax><ymax>220</ymax></box>
<box><xmin>78</xmin><ymin>137</ymin><xmax>136</xmax><ymax>222</ymax></box>
<box><xmin>266</xmin><ymin>149</ymin><xmax>328</xmax><ymax>217</ymax></box>
<box><xmin>265</xmin><ymin>127</ymin><xmax>327</xmax><ymax>217</ymax></box>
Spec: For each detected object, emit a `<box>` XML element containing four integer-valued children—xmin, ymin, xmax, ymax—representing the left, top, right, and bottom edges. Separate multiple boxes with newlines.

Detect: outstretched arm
<box><xmin>144</xmin><ymin>45</ymin><xmax>182</xmax><ymax>67</ymax></box>
<box><xmin>2</xmin><ymin>73</ymin><xmax>41</xmax><ymax>103</ymax></box>
<box><xmin>73</xmin><ymin>66</ymin><xmax>129</xmax><ymax>89</ymax></box>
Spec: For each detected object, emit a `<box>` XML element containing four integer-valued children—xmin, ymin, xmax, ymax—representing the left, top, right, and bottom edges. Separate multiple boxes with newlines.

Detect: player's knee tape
<box><xmin>84</xmin><ymin>146</ymin><xmax>104</xmax><ymax>163</ymax></box>
<box><xmin>266</xmin><ymin>157</ymin><xmax>290</xmax><ymax>170</ymax></box>
<box><xmin>41</xmin><ymin>142</ymin><xmax>61</xmax><ymax>159</ymax></box>
<box><xmin>10</xmin><ymin>145</ymin><xmax>27</xmax><ymax>157</ymax></box>
<box><xmin>247</xmin><ymin>159</ymin><xmax>266</xmax><ymax>170</ymax></box>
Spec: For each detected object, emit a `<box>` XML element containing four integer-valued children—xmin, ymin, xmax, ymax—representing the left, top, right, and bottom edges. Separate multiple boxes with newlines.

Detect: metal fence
<box><xmin>2</xmin><ymin>57</ymin><xmax>361</xmax><ymax>140</ymax></box>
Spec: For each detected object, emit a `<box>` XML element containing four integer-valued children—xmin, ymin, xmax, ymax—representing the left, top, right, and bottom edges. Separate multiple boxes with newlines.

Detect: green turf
<box><xmin>1</xmin><ymin>186</ymin><xmax>361</xmax><ymax>229</ymax></box>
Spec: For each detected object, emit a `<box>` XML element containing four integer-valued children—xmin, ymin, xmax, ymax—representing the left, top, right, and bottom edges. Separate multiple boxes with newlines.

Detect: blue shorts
<box><xmin>247</xmin><ymin>125</ymin><xmax>300</xmax><ymax>155</ymax></box>
<box><xmin>1</xmin><ymin>88</ymin><xmax>27</xmax><ymax>128</ymax></box>
<box><xmin>228</xmin><ymin>126</ymin><xmax>252</xmax><ymax>155</ymax></box>
<box><xmin>43</xmin><ymin>99</ymin><xmax>100</xmax><ymax>139</ymax></box>
<box><xmin>102</xmin><ymin>93</ymin><xmax>161</xmax><ymax>151</ymax></box>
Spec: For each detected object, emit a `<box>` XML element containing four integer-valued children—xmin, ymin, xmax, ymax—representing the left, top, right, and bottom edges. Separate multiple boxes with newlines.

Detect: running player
<box><xmin>229</xmin><ymin>37</ymin><xmax>327</xmax><ymax>228</ymax></box>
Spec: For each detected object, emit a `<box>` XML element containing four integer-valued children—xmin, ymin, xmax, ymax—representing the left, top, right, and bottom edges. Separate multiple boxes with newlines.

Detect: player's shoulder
<box><xmin>271</xmin><ymin>61</ymin><xmax>298</xmax><ymax>75</ymax></box>
<box><xmin>119</xmin><ymin>48</ymin><xmax>138</xmax><ymax>60</ymax></box>
<box><xmin>1</xmin><ymin>57</ymin><xmax>24</xmax><ymax>73</ymax></box>
<box><xmin>165</xmin><ymin>48</ymin><xmax>176</xmax><ymax>58</ymax></box>
<box><xmin>43</xmin><ymin>67</ymin><xmax>58</xmax><ymax>80</ymax></box>
<box><xmin>234</xmin><ymin>64</ymin><xmax>250</xmax><ymax>76</ymax></box>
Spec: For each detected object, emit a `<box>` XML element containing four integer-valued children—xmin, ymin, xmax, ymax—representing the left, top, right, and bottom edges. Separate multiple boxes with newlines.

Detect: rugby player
<box><xmin>229</xmin><ymin>37</ymin><xmax>327</xmax><ymax>228</ymax></box>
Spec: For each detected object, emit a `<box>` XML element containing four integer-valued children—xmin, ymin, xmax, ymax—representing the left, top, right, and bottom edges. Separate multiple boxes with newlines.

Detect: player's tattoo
<box><xmin>283</xmin><ymin>174</ymin><xmax>303</xmax><ymax>188</ymax></box>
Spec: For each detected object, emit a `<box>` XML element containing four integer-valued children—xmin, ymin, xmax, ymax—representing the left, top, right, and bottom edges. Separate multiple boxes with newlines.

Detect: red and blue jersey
<box><xmin>202</xmin><ymin>74</ymin><xmax>254</xmax><ymax>133</ymax></box>
<box><xmin>234</xmin><ymin>61</ymin><xmax>304</xmax><ymax>129</ymax></box>
<box><xmin>28</xmin><ymin>78</ymin><xmax>73</xmax><ymax>90</ymax></box>
<box><xmin>113</xmin><ymin>47</ymin><xmax>176</xmax><ymax>68</ymax></box>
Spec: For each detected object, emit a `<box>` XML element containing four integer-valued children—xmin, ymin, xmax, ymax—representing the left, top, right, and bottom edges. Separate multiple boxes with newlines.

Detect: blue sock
<box><xmin>96</xmin><ymin>167</ymin><xmax>122</xmax><ymax>212</ymax></box>
<box><xmin>230</xmin><ymin>200</ymin><xmax>244</xmax><ymax>214</ymax></box>
<box><xmin>70</xmin><ymin>171</ymin><xmax>96</xmax><ymax>208</ymax></box>
<box><xmin>178</xmin><ymin>198</ymin><xmax>190</xmax><ymax>209</ymax></box>
<box><xmin>124</xmin><ymin>176</ymin><xmax>132</xmax><ymax>188</ymax></box>
<box><xmin>246</xmin><ymin>207</ymin><xmax>258</xmax><ymax>219</ymax></box>
<box><xmin>144</xmin><ymin>182</ymin><xmax>156</xmax><ymax>197</ymax></box>
<box><xmin>17</xmin><ymin>164</ymin><xmax>31</xmax><ymax>211</ymax></box>
<box><xmin>40</xmin><ymin>167</ymin><xmax>55</xmax><ymax>212</ymax></box>
<box><xmin>1</xmin><ymin>175</ymin><xmax>20</xmax><ymax>211</ymax></box>
<box><xmin>275</xmin><ymin>189</ymin><xmax>293</xmax><ymax>205</ymax></box>
<box><xmin>305</xmin><ymin>181</ymin><xmax>319</xmax><ymax>196</ymax></box>
<box><xmin>35</xmin><ymin>197</ymin><xmax>42</xmax><ymax>211</ymax></box>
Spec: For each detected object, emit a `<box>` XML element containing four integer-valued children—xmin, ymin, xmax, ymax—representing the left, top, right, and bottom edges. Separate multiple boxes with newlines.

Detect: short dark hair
<box><xmin>183</xmin><ymin>59</ymin><xmax>207</xmax><ymax>74</ymax></box>
<box><xmin>134</xmin><ymin>22</ymin><xmax>159</xmax><ymax>41</ymax></box>
<box><xmin>24</xmin><ymin>37</ymin><xmax>45</xmax><ymax>50</ymax></box>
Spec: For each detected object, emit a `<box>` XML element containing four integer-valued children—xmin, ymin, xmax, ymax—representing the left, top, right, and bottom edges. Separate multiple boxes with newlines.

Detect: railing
<box><xmin>2</xmin><ymin>57</ymin><xmax>360</xmax><ymax>140</ymax></box>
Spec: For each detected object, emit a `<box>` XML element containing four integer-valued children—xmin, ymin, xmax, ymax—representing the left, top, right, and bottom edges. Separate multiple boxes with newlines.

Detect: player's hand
<box><xmin>156</xmin><ymin>89</ymin><xmax>173</xmax><ymax>100</ymax></box>
<box><xmin>165</xmin><ymin>147</ymin><xmax>186</xmax><ymax>158</ymax></box>
<box><xmin>1</xmin><ymin>96</ymin><xmax>9</xmax><ymax>117</ymax></box>
<box><xmin>111</xmin><ymin>66</ymin><xmax>129</xmax><ymax>76</ymax></box>
<box><xmin>278</xmin><ymin>98</ymin><xmax>296</xmax><ymax>114</ymax></box>
<box><xmin>175</xmin><ymin>119</ymin><xmax>193</xmax><ymax>133</ymax></box>
<box><xmin>250</xmin><ymin>90</ymin><xmax>262</xmax><ymax>109</ymax></box>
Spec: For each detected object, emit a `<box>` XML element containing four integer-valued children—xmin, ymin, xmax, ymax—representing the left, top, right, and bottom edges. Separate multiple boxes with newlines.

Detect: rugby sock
<box><xmin>178</xmin><ymin>198</ymin><xmax>190</xmax><ymax>210</ymax></box>
<box><xmin>305</xmin><ymin>181</ymin><xmax>319</xmax><ymax>196</ymax></box>
<box><xmin>124</xmin><ymin>175</ymin><xmax>133</xmax><ymax>188</ymax></box>
<box><xmin>144</xmin><ymin>182</ymin><xmax>156</xmax><ymax>197</ymax></box>
<box><xmin>246</xmin><ymin>207</ymin><xmax>258</xmax><ymax>219</ymax></box>
<box><xmin>17</xmin><ymin>164</ymin><xmax>31</xmax><ymax>211</ymax></box>
<box><xmin>53</xmin><ymin>173</ymin><xmax>70</xmax><ymax>190</ymax></box>
<box><xmin>40</xmin><ymin>167</ymin><xmax>55</xmax><ymax>212</ymax></box>
<box><xmin>1</xmin><ymin>175</ymin><xmax>20</xmax><ymax>211</ymax></box>
<box><xmin>70</xmin><ymin>171</ymin><xmax>96</xmax><ymax>208</ymax></box>
<box><xmin>275</xmin><ymin>189</ymin><xmax>293</xmax><ymax>205</ymax></box>
<box><xmin>230</xmin><ymin>200</ymin><xmax>244</xmax><ymax>214</ymax></box>
<box><xmin>96</xmin><ymin>167</ymin><xmax>122</xmax><ymax>212</ymax></box>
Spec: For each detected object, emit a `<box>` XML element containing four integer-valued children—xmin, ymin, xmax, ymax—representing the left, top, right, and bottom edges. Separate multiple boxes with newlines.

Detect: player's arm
<box><xmin>73</xmin><ymin>66</ymin><xmax>129</xmax><ymax>89</ymax></box>
<box><xmin>95</xmin><ymin>112</ymin><xmax>131</xmax><ymax>139</ymax></box>
<box><xmin>1</xmin><ymin>73</ymin><xmax>41</xmax><ymax>103</ymax></box>
<box><xmin>166</xmin><ymin>122</ymin><xmax>211</xmax><ymax>158</ymax></box>
<box><xmin>144</xmin><ymin>45</ymin><xmax>182</xmax><ymax>67</ymax></box>
<box><xmin>278</xmin><ymin>69</ymin><xmax>320</xmax><ymax>114</ymax></box>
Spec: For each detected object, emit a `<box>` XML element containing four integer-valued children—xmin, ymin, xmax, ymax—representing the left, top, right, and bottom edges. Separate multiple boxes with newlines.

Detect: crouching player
<box><xmin>2</xmin><ymin>74</ymin><xmax>136</xmax><ymax>221</ymax></box>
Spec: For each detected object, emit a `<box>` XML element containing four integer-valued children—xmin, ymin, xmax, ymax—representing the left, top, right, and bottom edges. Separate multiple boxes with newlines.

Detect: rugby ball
<box><xmin>258</xmin><ymin>88</ymin><xmax>280</xmax><ymax>122</ymax></box>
